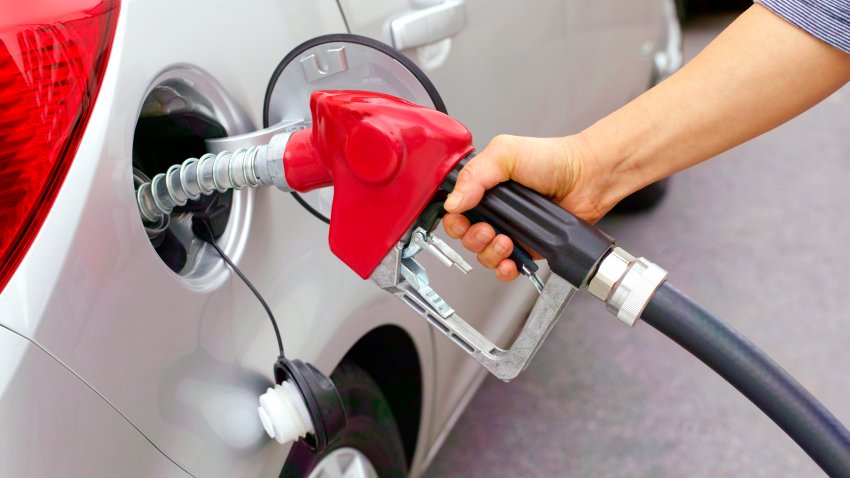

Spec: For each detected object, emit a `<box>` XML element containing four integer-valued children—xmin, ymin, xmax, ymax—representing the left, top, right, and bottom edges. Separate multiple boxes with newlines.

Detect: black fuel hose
<box><xmin>643</xmin><ymin>281</ymin><xmax>850</xmax><ymax>477</ymax></box>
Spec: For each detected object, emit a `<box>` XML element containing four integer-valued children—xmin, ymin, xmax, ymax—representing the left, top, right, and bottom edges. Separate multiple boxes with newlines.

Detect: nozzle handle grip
<box><xmin>443</xmin><ymin>155</ymin><xmax>614</xmax><ymax>288</ymax></box>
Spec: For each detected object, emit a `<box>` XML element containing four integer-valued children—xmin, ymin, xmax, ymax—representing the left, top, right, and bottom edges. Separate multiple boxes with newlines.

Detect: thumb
<box><xmin>444</xmin><ymin>135</ymin><xmax>516</xmax><ymax>213</ymax></box>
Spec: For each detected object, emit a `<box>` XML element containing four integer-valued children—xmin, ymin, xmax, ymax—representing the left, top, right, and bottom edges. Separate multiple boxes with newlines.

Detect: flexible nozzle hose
<box><xmin>587</xmin><ymin>248</ymin><xmax>850</xmax><ymax>477</ymax></box>
<box><xmin>136</xmin><ymin>132</ymin><xmax>292</xmax><ymax>223</ymax></box>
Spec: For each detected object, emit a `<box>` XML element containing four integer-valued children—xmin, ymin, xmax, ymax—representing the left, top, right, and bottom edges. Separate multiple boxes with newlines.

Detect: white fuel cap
<box><xmin>258</xmin><ymin>380</ymin><xmax>315</xmax><ymax>445</ymax></box>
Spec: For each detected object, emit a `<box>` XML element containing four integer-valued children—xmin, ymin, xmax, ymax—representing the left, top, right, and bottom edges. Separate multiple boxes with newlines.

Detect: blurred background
<box><xmin>427</xmin><ymin>3</ymin><xmax>850</xmax><ymax>477</ymax></box>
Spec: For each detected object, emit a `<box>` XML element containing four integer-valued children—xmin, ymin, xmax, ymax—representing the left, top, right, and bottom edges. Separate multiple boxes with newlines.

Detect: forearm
<box><xmin>580</xmin><ymin>4</ymin><xmax>850</xmax><ymax>211</ymax></box>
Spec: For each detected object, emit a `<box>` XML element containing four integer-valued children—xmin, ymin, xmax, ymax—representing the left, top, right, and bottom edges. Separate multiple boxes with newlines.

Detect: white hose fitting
<box><xmin>257</xmin><ymin>380</ymin><xmax>315</xmax><ymax>445</ymax></box>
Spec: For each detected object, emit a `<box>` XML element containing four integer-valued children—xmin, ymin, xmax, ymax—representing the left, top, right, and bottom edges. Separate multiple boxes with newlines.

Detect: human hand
<box><xmin>443</xmin><ymin>134</ymin><xmax>613</xmax><ymax>281</ymax></box>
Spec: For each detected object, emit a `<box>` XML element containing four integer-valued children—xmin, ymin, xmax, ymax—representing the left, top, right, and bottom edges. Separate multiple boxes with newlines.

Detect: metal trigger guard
<box><xmin>371</xmin><ymin>242</ymin><xmax>576</xmax><ymax>382</ymax></box>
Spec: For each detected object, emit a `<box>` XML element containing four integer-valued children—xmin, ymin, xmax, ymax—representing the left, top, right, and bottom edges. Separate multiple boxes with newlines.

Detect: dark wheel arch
<box><xmin>282</xmin><ymin>325</ymin><xmax>424</xmax><ymax>476</ymax></box>
<box><xmin>341</xmin><ymin>326</ymin><xmax>423</xmax><ymax>468</ymax></box>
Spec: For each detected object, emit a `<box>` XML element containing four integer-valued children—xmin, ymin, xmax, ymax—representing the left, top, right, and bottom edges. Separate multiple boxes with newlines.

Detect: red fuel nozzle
<box><xmin>282</xmin><ymin>90</ymin><xmax>474</xmax><ymax>279</ymax></box>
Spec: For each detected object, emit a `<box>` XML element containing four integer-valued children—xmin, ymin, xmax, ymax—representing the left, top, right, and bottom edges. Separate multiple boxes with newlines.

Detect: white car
<box><xmin>0</xmin><ymin>1</ymin><xmax>681</xmax><ymax>477</ymax></box>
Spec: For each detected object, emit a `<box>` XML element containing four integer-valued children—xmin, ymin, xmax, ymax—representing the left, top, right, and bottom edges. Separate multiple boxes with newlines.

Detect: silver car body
<box><xmin>0</xmin><ymin>0</ymin><xmax>680</xmax><ymax>476</ymax></box>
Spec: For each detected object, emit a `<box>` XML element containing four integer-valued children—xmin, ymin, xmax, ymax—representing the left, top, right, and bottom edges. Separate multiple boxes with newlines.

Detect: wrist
<box><xmin>573</xmin><ymin>124</ymin><xmax>656</xmax><ymax>217</ymax></box>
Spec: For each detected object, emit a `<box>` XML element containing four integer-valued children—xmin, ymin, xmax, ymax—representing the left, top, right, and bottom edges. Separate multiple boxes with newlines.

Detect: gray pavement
<box><xmin>425</xmin><ymin>14</ymin><xmax>850</xmax><ymax>478</ymax></box>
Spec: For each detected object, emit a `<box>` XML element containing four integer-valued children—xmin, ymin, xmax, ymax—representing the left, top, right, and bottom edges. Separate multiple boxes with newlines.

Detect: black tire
<box><xmin>280</xmin><ymin>363</ymin><xmax>408</xmax><ymax>478</ymax></box>
<box><xmin>611</xmin><ymin>178</ymin><xmax>669</xmax><ymax>214</ymax></box>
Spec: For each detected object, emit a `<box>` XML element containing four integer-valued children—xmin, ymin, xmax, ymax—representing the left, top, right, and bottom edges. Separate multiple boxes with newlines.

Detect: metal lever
<box><xmin>521</xmin><ymin>264</ymin><xmax>545</xmax><ymax>294</ymax></box>
<box><xmin>372</xmin><ymin>235</ymin><xmax>576</xmax><ymax>381</ymax></box>
<box><xmin>399</xmin><ymin>256</ymin><xmax>455</xmax><ymax>318</ymax></box>
<box><xmin>404</xmin><ymin>227</ymin><xmax>472</xmax><ymax>273</ymax></box>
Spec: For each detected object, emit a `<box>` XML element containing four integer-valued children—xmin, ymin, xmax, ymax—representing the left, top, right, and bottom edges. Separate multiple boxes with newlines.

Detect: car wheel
<box><xmin>611</xmin><ymin>178</ymin><xmax>669</xmax><ymax>214</ymax></box>
<box><xmin>281</xmin><ymin>363</ymin><xmax>408</xmax><ymax>478</ymax></box>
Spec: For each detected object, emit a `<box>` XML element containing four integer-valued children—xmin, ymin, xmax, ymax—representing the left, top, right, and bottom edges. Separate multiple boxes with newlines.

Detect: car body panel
<box><xmin>0</xmin><ymin>326</ymin><xmax>192</xmax><ymax>477</ymax></box>
<box><xmin>338</xmin><ymin>0</ymin><xmax>664</xmax><ymax>141</ymax></box>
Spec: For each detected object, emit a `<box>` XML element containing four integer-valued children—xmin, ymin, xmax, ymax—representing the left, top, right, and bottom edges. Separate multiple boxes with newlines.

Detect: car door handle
<box><xmin>390</xmin><ymin>0</ymin><xmax>466</xmax><ymax>50</ymax></box>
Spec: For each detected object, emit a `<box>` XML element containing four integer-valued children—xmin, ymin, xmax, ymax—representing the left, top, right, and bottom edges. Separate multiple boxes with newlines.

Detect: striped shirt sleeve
<box><xmin>755</xmin><ymin>0</ymin><xmax>850</xmax><ymax>54</ymax></box>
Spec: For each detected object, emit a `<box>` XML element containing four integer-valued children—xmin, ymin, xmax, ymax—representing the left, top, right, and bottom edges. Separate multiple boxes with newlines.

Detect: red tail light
<box><xmin>0</xmin><ymin>0</ymin><xmax>119</xmax><ymax>292</ymax></box>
